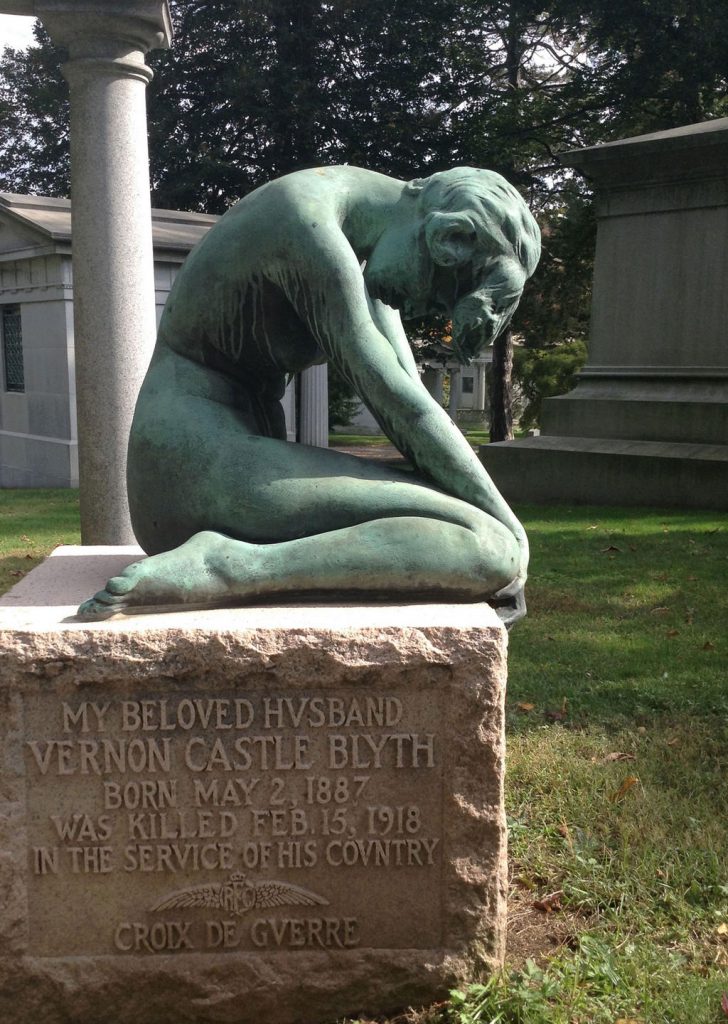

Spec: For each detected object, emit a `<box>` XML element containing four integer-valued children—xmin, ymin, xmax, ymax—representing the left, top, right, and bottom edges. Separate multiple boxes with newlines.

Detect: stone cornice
<box><xmin>0</xmin><ymin>2</ymin><xmax>172</xmax><ymax>54</ymax></box>
<box><xmin>559</xmin><ymin>118</ymin><xmax>728</xmax><ymax>189</ymax></box>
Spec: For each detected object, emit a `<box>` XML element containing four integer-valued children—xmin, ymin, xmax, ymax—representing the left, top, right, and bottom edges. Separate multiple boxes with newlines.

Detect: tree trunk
<box><xmin>489</xmin><ymin>326</ymin><xmax>514</xmax><ymax>442</ymax></box>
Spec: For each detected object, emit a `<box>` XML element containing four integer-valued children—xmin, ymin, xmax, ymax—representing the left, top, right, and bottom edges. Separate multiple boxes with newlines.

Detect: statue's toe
<box><xmin>76</xmin><ymin>595</ymin><xmax>121</xmax><ymax>621</ymax></box>
<box><xmin>105</xmin><ymin>573</ymin><xmax>137</xmax><ymax>595</ymax></box>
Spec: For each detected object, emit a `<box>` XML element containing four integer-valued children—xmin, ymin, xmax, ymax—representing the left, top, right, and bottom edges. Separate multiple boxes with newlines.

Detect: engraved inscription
<box><xmin>24</xmin><ymin>692</ymin><xmax>443</xmax><ymax>956</ymax></box>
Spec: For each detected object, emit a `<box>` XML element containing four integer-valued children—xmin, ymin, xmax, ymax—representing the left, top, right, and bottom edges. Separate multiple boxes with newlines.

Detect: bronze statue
<box><xmin>78</xmin><ymin>166</ymin><xmax>540</xmax><ymax>625</ymax></box>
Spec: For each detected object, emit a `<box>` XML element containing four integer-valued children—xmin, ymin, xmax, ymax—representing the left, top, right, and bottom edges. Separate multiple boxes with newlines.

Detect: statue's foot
<box><xmin>488</xmin><ymin>574</ymin><xmax>527</xmax><ymax>630</ymax></box>
<box><xmin>488</xmin><ymin>585</ymin><xmax>526</xmax><ymax>630</ymax></box>
<box><xmin>76</xmin><ymin>531</ymin><xmax>249</xmax><ymax>620</ymax></box>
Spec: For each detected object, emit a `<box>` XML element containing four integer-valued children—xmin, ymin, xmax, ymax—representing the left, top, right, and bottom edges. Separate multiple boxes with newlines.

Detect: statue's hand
<box><xmin>488</xmin><ymin>580</ymin><xmax>527</xmax><ymax>629</ymax></box>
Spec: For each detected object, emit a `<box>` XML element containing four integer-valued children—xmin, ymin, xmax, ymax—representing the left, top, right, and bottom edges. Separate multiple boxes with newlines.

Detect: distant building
<box><xmin>0</xmin><ymin>194</ymin><xmax>218</xmax><ymax>486</ymax></box>
<box><xmin>341</xmin><ymin>356</ymin><xmax>491</xmax><ymax>436</ymax></box>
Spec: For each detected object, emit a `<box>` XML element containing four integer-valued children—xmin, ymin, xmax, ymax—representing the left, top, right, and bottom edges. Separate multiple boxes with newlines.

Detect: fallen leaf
<box><xmin>703</xmin><ymin>641</ymin><xmax>716</xmax><ymax>651</ymax></box>
<box><xmin>517</xmin><ymin>702</ymin><xmax>535</xmax><ymax>713</ymax></box>
<box><xmin>650</xmin><ymin>606</ymin><xmax>670</xmax><ymax>615</ymax></box>
<box><xmin>717</xmin><ymin>923</ymin><xmax>728</xmax><ymax>937</ymax></box>
<box><xmin>666</xmin><ymin>738</ymin><xmax>680</xmax><ymax>747</ymax></box>
<box><xmin>602</xmin><ymin>544</ymin><xmax>621</xmax><ymax>553</ymax></box>
<box><xmin>9</xmin><ymin>570</ymin><xmax>24</xmax><ymax>578</ymax></box>
<box><xmin>544</xmin><ymin>699</ymin><xmax>569</xmax><ymax>722</ymax></box>
<box><xmin>722</xmin><ymin>992</ymin><xmax>728</xmax><ymax>1017</ymax></box>
<box><xmin>533</xmin><ymin>890</ymin><xmax>563</xmax><ymax>913</ymax></box>
<box><xmin>666</xmin><ymin>629</ymin><xmax>679</xmax><ymax>638</ymax></box>
<box><xmin>609</xmin><ymin>775</ymin><xmax>639</xmax><ymax>802</ymax></box>
<box><xmin>603</xmin><ymin>752</ymin><xmax>636</xmax><ymax>763</ymax></box>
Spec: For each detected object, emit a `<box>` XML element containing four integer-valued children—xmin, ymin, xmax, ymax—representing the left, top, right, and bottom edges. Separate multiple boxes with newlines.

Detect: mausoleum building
<box><xmin>0</xmin><ymin>193</ymin><xmax>216</xmax><ymax>486</ymax></box>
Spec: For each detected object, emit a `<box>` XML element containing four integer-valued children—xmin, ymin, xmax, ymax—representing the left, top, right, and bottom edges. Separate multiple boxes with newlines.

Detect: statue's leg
<box><xmin>77</xmin><ymin>353</ymin><xmax>519</xmax><ymax>618</ymax></box>
<box><xmin>78</xmin><ymin>510</ymin><xmax>518</xmax><ymax>618</ymax></box>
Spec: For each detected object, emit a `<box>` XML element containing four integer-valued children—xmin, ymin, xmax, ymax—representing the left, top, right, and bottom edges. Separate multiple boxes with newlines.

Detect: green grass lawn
<box><xmin>330</xmin><ymin>433</ymin><xmax>395</xmax><ymax>446</ymax></box>
<box><xmin>494</xmin><ymin>506</ymin><xmax>728</xmax><ymax>1024</ymax></box>
<box><xmin>329</xmin><ymin>430</ymin><xmax>491</xmax><ymax>449</ymax></box>
<box><xmin>0</xmin><ymin>488</ymin><xmax>81</xmax><ymax>591</ymax></box>
<box><xmin>1</xmin><ymin>491</ymin><xmax>726</xmax><ymax>1023</ymax></box>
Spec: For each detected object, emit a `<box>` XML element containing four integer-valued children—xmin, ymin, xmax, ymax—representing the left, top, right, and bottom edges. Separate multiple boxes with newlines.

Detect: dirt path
<box><xmin>329</xmin><ymin>443</ymin><xmax>405</xmax><ymax>462</ymax></box>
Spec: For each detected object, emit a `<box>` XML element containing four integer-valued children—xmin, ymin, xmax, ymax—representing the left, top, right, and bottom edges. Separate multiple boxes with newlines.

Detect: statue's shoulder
<box><xmin>234</xmin><ymin>166</ymin><xmax>372</xmax><ymax>217</ymax></box>
<box><xmin>218</xmin><ymin>169</ymin><xmax>364</xmax><ymax>259</ymax></box>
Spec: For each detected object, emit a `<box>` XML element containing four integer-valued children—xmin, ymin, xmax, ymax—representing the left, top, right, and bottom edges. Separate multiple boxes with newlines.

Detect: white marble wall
<box><xmin>0</xmin><ymin>255</ymin><xmax>77</xmax><ymax>486</ymax></box>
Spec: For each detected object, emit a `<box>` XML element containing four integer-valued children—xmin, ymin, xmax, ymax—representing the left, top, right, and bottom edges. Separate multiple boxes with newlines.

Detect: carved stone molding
<box><xmin>0</xmin><ymin>2</ymin><xmax>172</xmax><ymax>57</ymax></box>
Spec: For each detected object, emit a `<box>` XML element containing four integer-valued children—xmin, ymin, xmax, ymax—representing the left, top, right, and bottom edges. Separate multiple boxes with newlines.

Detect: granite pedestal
<box><xmin>0</xmin><ymin>547</ymin><xmax>508</xmax><ymax>1024</ymax></box>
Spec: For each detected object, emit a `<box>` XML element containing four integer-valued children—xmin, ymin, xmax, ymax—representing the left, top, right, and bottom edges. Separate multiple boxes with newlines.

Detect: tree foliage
<box><xmin>514</xmin><ymin>337</ymin><xmax>587</xmax><ymax>430</ymax></box>
<box><xmin>1</xmin><ymin>1</ymin><xmax>727</xmax><ymax>424</ymax></box>
<box><xmin>0</xmin><ymin>22</ymin><xmax>69</xmax><ymax>196</ymax></box>
<box><xmin>327</xmin><ymin>362</ymin><xmax>362</xmax><ymax>430</ymax></box>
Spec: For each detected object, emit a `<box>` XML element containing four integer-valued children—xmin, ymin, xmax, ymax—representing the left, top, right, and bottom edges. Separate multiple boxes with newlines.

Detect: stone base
<box><xmin>0</xmin><ymin>548</ymin><xmax>508</xmax><ymax>1024</ymax></box>
<box><xmin>480</xmin><ymin>435</ymin><xmax>728</xmax><ymax>508</ymax></box>
<box><xmin>541</xmin><ymin>398</ymin><xmax>728</xmax><ymax>447</ymax></box>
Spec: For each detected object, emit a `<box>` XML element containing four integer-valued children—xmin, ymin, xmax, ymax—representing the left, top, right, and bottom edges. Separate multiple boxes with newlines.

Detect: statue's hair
<box><xmin>407</xmin><ymin>167</ymin><xmax>541</xmax><ymax>277</ymax></box>
<box><xmin>405</xmin><ymin>168</ymin><xmax>541</xmax><ymax>361</ymax></box>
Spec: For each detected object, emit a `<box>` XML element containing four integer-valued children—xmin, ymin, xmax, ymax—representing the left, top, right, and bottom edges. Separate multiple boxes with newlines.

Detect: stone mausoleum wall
<box><xmin>481</xmin><ymin>118</ymin><xmax>728</xmax><ymax>509</ymax></box>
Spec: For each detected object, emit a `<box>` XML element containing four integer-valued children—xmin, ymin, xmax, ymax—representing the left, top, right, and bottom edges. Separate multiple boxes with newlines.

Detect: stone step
<box><xmin>479</xmin><ymin>435</ymin><xmax>728</xmax><ymax>508</ymax></box>
<box><xmin>541</xmin><ymin>395</ymin><xmax>728</xmax><ymax>446</ymax></box>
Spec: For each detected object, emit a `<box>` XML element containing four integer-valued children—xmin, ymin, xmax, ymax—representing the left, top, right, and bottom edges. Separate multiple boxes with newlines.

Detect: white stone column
<box><xmin>299</xmin><ymin>364</ymin><xmax>329</xmax><ymax>447</ymax></box>
<box><xmin>433</xmin><ymin>369</ymin><xmax>445</xmax><ymax>404</ymax></box>
<box><xmin>282</xmin><ymin>377</ymin><xmax>297</xmax><ymax>442</ymax></box>
<box><xmin>448</xmin><ymin>366</ymin><xmax>461</xmax><ymax>421</ymax></box>
<box><xmin>474</xmin><ymin>358</ymin><xmax>487</xmax><ymax>411</ymax></box>
<box><xmin>35</xmin><ymin>2</ymin><xmax>171</xmax><ymax>544</ymax></box>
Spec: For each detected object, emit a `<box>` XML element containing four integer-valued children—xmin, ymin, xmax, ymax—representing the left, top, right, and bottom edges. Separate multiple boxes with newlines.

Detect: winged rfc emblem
<box><xmin>151</xmin><ymin>872</ymin><xmax>328</xmax><ymax>917</ymax></box>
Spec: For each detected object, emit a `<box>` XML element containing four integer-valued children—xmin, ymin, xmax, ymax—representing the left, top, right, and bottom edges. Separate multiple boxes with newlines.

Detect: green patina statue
<box><xmin>78</xmin><ymin>166</ymin><xmax>540</xmax><ymax>625</ymax></box>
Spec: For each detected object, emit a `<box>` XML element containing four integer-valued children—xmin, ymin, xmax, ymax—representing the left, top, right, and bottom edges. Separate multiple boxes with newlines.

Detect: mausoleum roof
<box><xmin>0</xmin><ymin>193</ymin><xmax>218</xmax><ymax>257</ymax></box>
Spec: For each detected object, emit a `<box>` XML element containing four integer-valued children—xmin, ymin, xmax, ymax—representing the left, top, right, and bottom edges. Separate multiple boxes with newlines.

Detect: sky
<box><xmin>0</xmin><ymin>14</ymin><xmax>36</xmax><ymax>51</ymax></box>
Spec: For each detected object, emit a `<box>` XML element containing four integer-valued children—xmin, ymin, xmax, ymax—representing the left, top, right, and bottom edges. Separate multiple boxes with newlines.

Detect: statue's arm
<box><xmin>366</xmin><ymin>296</ymin><xmax>421</xmax><ymax>384</ymax></box>
<box><xmin>280</xmin><ymin>233</ymin><xmax>527</xmax><ymax>583</ymax></box>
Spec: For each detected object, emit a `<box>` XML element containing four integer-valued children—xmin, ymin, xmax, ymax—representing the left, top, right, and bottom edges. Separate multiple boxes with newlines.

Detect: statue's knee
<box><xmin>472</xmin><ymin>518</ymin><xmax>519</xmax><ymax>588</ymax></box>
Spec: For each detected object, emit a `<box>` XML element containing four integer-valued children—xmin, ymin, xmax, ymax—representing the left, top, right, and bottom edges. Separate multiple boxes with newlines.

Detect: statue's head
<box><xmin>407</xmin><ymin>168</ymin><xmax>541</xmax><ymax>362</ymax></box>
